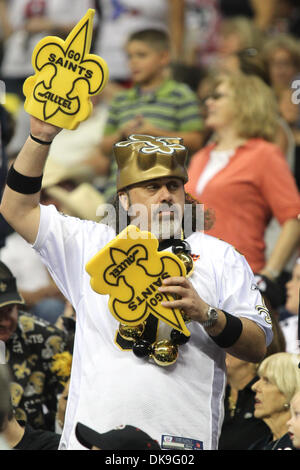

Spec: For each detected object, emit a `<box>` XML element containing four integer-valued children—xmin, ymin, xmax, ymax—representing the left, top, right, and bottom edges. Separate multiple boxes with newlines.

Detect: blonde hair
<box><xmin>258</xmin><ymin>352</ymin><xmax>300</xmax><ymax>403</ymax></box>
<box><xmin>220</xmin><ymin>16</ymin><xmax>263</xmax><ymax>52</ymax></box>
<box><xmin>216</xmin><ymin>72</ymin><xmax>279</xmax><ymax>141</ymax></box>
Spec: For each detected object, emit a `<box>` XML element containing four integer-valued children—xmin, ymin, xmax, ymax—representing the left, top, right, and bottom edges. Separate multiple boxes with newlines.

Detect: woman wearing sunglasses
<box><xmin>186</xmin><ymin>72</ymin><xmax>300</xmax><ymax>283</ymax></box>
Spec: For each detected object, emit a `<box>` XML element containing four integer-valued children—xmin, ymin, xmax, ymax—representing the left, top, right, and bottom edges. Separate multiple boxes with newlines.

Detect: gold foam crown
<box><xmin>114</xmin><ymin>134</ymin><xmax>188</xmax><ymax>190</ymax></box>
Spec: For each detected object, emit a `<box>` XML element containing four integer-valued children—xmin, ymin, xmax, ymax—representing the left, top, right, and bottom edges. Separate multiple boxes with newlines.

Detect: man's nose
<box><xmin>251</xmin><ymin>379</ymin><xmax>259</xmax><ymax>392</ymax></box>
<box><xmin>129</xmin><ymin>56</ymin><xmax>137</xmax><ymax>66</ymax></box>
<box><xmin>157</xmin><ymin>185</ymin><xmax>173</xmax><ymax>203</ymax></box>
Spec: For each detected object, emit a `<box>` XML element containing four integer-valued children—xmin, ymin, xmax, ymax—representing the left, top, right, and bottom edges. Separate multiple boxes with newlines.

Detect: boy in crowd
<box><xmin>101</xmin><ymin>29</ymin><xmax>204</xmax><ymax>201</ymax></box>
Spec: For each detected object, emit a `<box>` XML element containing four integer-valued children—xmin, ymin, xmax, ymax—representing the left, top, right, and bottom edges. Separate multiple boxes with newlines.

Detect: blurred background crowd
<box><xmin>1</xmin><ymin>0</ymin><xmax>300</xmax><ymax>451</ymax></box>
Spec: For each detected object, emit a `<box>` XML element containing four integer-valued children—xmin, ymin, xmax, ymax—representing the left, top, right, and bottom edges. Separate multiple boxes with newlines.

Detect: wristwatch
<box><xmin>201</xmin><ymin>306</ymin><xmax>218</xmax><ymax>328</ymax></box>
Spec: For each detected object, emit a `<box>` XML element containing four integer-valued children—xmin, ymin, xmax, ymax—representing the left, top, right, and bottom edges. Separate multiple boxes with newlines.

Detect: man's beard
<box><xmin>150</xmin><ymin>204</ymin><xmax>183</xmax><ymax>240</ymax></box>
<box><xmin>103</xmin><ymin>192</ymin><xmax>211</xmax><ymax>237</ymax></box>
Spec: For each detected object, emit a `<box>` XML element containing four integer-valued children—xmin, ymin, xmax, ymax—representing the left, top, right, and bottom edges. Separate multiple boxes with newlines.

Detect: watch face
<box><xmin>202</xmin><ymin>307</ymin><xmax>218</xmax><ymax>328</ymax></box>
<box><xmin>208</xmin><ymin>308</ymin><xmax>218</xmax><ymax>320</ymax></box>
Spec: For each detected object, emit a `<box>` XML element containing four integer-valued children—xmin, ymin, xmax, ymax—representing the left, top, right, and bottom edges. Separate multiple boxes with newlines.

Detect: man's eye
<box><xmin>168</xmin><ymin>182</ymin><xmax>179</xmax><ymax>190</ymax></box>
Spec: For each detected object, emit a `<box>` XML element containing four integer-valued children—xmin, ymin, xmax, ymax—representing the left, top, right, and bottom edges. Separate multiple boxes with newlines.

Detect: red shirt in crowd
<box><xmin>185</xmin><ymin>138</ymin><xmax>300</xmax><ymax>272</ymax></box>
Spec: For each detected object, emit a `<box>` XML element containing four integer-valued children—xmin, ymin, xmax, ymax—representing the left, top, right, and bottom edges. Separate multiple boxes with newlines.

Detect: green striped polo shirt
<box><xmin>104</xmin><ymin>79</ymin><xmax>203</xmax><ymax>136</ymax></box>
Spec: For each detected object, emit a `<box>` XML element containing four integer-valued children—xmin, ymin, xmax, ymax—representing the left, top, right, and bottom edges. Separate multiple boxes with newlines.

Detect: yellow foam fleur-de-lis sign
<box><xmin>23</xmin><ymin>9</ymin><xmax>109</xmax><ymax>130</ymax></box>
<box><xmin>85</xmin><ymin>225</ymin><xmax>190</xmax><ymax>336</ymax></box>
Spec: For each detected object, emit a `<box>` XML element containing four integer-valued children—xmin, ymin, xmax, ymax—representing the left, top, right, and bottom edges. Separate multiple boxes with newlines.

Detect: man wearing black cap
<box><xmin>0</xmin><ymin>116</ymin><xmax>273</xmax><ymax>450</ymax></box>
<box><xmin>0</xmin><ymin>260</ymin><xmax>67</xmax><ymax>432</ymax></box>
<box><xmin>75</xmin><ymin>423</ymin><xmax>161</xmax><ymax>450</ymax></box>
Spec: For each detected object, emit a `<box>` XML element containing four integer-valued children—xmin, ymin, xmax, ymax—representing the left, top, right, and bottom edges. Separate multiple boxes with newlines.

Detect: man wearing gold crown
<box><xmin>0</xmin><ymin>116</ymin><xmax>273</xmax><ymax>450</ymax></box>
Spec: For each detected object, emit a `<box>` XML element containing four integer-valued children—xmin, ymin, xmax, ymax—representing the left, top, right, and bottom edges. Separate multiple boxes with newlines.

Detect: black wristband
<box><xmin>30</xmin><ymin>133</ymin><xmax>53</xmax><ymax>145</ymax></box>
<box><xmin>209</xmin><ymin>311</ymin><xmax>243</xmax><ymax>348</ymax></box>
<box><xmin>6</xmin><ymin>165</ymin><xmax>43</xmax><ymax>194</ymax></box>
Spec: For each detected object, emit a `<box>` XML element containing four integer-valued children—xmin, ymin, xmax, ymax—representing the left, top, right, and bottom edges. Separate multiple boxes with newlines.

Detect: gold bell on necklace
<box><xmin>119</xmin><ymin>323</ymin><xmax>145</xmax><ymax>341</ymax></box>
<box><xmin>175</xmin><ymin>251</ymin><xmax>194</xmax><ymax>276</ymax></box>
<box><xmin>151</xmin><ymin>340</ymin><xmax>178</xmax><ymax>366</ymax></box>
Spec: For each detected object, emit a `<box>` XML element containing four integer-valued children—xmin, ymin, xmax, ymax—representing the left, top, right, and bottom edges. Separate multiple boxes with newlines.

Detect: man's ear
<box><xmin>118</xmin><ymin>192</ymin><xmax>129</xmax><ymax>211</ymax></box>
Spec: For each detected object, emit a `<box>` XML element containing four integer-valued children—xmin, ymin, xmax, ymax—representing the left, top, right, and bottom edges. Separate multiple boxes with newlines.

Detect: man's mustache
<box><xmin>151</xmin><ymin>203</ymin><xmax>182</xmax><ymax>217</ymax></box>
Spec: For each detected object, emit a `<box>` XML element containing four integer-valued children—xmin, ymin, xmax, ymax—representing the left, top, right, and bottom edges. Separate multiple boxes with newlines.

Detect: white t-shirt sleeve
<box><xmin>218</xmin><ymin>245</ymin><xmax>273</xmax><ymax>346</ymax></box>
<box><xmin>31</xmin><ymin>204</ymin><xmax>114</xmax><ymax>307</ymax></box>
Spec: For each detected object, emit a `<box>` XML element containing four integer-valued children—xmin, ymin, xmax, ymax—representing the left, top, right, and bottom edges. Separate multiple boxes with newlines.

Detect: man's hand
<box><xmin>158</xmin><ymin>276</ymin><xmax>209</xmax><ymax>323</ymax></box>
<box><xmin>30</xmin><ymin>115</ymin><xmax>62</xmax><ymax>142</ymax></box>
<box><xmin>158</xmin><ymin>276</ymin><xmax>267</xmax><ymax>363</ymax></box>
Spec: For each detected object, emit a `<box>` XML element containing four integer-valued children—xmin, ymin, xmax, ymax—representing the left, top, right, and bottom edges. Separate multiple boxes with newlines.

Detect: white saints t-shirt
<box><xmin>32</xmin><ymin>204</ymin><xmax>273</xmax><ymax>450</ymax></box>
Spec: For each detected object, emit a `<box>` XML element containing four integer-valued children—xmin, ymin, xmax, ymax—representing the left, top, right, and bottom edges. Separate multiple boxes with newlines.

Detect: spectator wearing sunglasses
<box><xmin>186</xmin><ymin>72</ymin><xmax>300</xmax><ymax>292</ymax></box>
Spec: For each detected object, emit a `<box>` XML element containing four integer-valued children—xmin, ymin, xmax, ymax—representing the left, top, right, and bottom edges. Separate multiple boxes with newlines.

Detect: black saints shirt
<box><xmin>14</xmin><ymin>421</ymin><xmax>61</xmax><ymax>450</ymax></box>
<box><xmin>5</xmin><ymin>311</ymin><xmax>67</xmax><ymax>431</ymax></box>
<box><xmin>249</xmin><ymin>432</ymin><xmax>298</xmax><ymax>450</ymax></box>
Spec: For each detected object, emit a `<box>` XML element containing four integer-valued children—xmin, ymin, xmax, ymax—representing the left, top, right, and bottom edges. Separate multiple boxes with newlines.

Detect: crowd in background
<box><xmin>1</xmin><ymin>0</ymin><xmax>300</xmax><ymax>451</ymax></box>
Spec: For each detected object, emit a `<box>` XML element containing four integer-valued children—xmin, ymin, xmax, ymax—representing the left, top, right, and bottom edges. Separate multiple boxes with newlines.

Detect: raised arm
<box><xmin>0</xmin><ymin>116</ymin><xmax>61</xmax><ymax>244</ymax></box>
